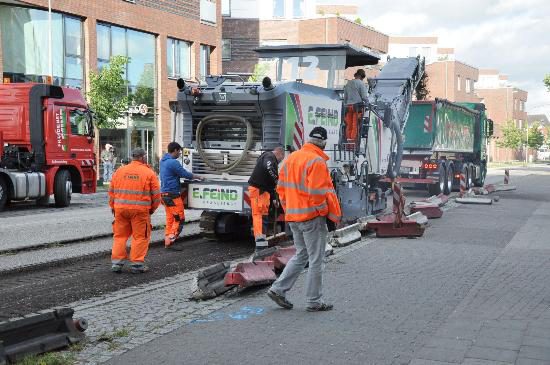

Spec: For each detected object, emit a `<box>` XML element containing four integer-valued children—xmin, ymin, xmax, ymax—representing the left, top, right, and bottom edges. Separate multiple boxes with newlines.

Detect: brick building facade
<box><xmin>222</xmin><ymin>15</ymin><xmax>388</xmax><ymax>79</ymax></box>
<box><xmin>477</xmin><ymin>70</ymin><xmax>528</xmax><ymax>162</ymax></box>
<box><xmin>0</xmin><ymin>0</ymin><xmax>222</xmax><ymax>172</ymax></box>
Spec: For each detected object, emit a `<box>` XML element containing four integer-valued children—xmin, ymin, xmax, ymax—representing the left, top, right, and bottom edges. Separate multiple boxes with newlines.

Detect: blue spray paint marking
<box><xmin>190</xmin><ymin>306</ymin><xmax>265</xmax><ymax>324</ymax></box>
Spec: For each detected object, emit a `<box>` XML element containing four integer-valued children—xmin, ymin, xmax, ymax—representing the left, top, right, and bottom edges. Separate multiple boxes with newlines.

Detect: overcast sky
<box><xmin>319</xmin><ymin>0</ymin><xmax>550</xmax><ymax>119</ymax></box>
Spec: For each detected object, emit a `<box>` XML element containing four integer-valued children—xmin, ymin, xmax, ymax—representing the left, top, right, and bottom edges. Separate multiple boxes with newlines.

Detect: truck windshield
<box><xmin>257</xmin><ymin>55</ymin><xmax>346</xmax><ymax>89</ymax></box>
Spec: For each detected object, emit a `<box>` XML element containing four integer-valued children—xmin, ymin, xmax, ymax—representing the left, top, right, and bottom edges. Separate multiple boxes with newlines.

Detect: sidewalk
<box><xmin>49</xmin><ymin>166</ymin><xmax>548</xmax><ymax>364</ymax></box>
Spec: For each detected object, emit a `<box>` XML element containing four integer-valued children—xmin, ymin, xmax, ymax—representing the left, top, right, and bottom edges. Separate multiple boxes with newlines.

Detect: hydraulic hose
<box><xmin>195</xmin><ymin>114</ymin><xmax>254</xmax><ymax>173</ymax></box>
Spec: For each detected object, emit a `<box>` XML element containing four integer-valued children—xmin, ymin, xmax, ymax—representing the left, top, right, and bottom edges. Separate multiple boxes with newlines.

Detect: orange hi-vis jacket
<box><xmin>277</xmin><ymin>143</ymin><xmax>342</xmax><ymax>223</ymax></box>
<box><xmin>109</xmin><ymin>161</ymin><xmax>161</xmax><ymax>212</ymax></box>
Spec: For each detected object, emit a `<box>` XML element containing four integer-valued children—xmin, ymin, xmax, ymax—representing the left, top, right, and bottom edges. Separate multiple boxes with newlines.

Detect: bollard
<box><xmin>504</xmin><ymin>169</ymin><xmax>510</xmax><ymax>184</ymax></box>
<box><xmin>459</xmin><ymin>172</ymin><xmax>466</xmax><ymax>197</ymax></box>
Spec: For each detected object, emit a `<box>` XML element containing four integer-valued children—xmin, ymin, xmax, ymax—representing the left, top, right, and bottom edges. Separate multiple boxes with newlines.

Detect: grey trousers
<box><xmin>270</xmin><ymin>216</ymin><xmax>328</xmax><ymax>306</ymax></box>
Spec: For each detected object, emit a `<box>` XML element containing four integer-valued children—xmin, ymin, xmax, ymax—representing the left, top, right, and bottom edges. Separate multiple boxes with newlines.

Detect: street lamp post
<box><xmin>526</xmin><ymin>122</ymin><xmax>529</xmax><ymax>165</ymax></box>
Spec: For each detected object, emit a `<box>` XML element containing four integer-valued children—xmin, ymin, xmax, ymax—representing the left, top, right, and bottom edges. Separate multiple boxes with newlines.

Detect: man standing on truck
<box><xmin>109</xmin><ymin>148</ymin><xmax>161</xmax><ymax>273</ymax></box>
<box><xmin>248</xmin><ymin>146</ymin><xmax>285</xmax><ymax>253</ymax></box>
<box><xmin>343</xmin><ymin>69</ymin><xmax>369</xmax><ymax>148</ymax></box>
<box><xmin>267</xmin><ymin>127</ymin><xmax>341</xmax><ymax>312</ymax></box>
<box><xmin>101</xmin><ymin>144</ymin><xmax>115</xmax><ymax>183</ymax></box>
<box><xmin>160</xmin><ymin>142</ymin><xmax>204</xmax><ymax>248</ymax></box>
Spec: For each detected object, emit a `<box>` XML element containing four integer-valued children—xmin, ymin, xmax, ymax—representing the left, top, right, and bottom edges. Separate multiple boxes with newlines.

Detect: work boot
<box><xmin>306</xmin><ymin>302</ymin><xmax>334</xmax><ymax>312</ymax></box>
<box><xmin>267</xmin><ymin>290</ymin><xmax>293</xmax><ymax>309</ymax></box>
<box><xmin>164</xmin><ymin>235</ymin><xmax>176</xmax><ymax>248</ymax></box>
<box><xmin>111</xmin><ymin>264</ymin><xmax>123</xmax><ymax>274</ymax></box>
<box><xmin>130</xmin><ymin>264</ymin><xmax>149</xmax><ymax>274</ymax></box>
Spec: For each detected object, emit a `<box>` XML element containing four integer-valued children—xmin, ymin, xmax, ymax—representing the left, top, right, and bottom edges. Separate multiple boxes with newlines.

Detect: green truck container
<box><xmin>400</xmin><ymin>99</ymin><xmax>493</xmax><ymax>195</ymax></box>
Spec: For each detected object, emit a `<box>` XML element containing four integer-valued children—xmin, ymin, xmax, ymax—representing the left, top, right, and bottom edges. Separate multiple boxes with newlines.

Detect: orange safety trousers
<box><xmin>163</xmin><ymin>196</ymin><xmax>185</xmax><ymax>238</ymax></box>
<box><xmin>344</xmin><ymin>105</ymin><xmax>363</xmax><ymax>147</ymax></box>
<box><xmin>248</xmin><ymin>186</ymin><xmax>270</xmax><ymax>240</ymax></box>
<box><xmin>111</xmin><ymin>209</ymin><xmax>152</xmax><ymax>264</ymax></box>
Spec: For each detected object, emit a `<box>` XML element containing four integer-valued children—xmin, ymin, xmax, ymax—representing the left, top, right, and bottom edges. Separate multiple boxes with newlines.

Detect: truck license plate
<box><xmin>187</xmin><ymin>184</ymin><xmax>243</xmax><ymax>211</ymax></box>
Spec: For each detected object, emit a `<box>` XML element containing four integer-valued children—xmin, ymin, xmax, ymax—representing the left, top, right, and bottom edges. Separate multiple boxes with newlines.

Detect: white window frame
<box><xmin>457</xmin><ymin>75</ymin><xmax>461</xmax><ymax>91</ymax></box>
<box><xmin>167</xmin><ymin>37</ymin><xmax>192</xmax><ymax>79</ymax></box>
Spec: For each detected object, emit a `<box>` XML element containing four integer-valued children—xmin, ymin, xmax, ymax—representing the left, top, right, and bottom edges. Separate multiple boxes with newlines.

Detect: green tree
<box><xmin>544</xmin><ymin>74</ymin><xmax>550</xmax><ymax>92</ymax></box>
<box><xmin>87</xmin><ymin>56</ymin><xmax>130</xmax><ymax>128</ymax></box>
<box><xmin>497</xmin><ymin>121</ymin><xmax>524</xmax><ymax>149</ymax></box>
<box><xmin>354</xmin><ymin>17</ymin><xmax>362</xmax><ymax>24</ymax></box>
<box><xmin>248</xmin><ymin>63</ymin><xmax>271</xmax><ymax>82</ymax></box>
<box><xmin>415</xmin><ymin>72</ymin><xmax>430</xmax><ymax>100</ymax></box>
<box><xmin>527</xmin><ymin>122</ymin><xmax>545</xmax><ymax>149</ymax></box>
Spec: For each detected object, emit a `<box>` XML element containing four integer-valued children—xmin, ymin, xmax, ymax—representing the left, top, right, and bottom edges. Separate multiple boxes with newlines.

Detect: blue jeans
<box><xmin>270</xmin><ymin>216</ymin><xmax>328</xmax><ymax>306</ymax></box>
<box><xmin>103</xmin><ymin>161</ymin><xmax>114</xmax><ymax>182</ymax></box>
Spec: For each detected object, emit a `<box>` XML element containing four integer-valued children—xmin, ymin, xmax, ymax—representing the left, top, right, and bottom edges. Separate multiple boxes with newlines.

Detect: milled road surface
<box><xmin>0</xmin><ymin>236</ymin><xmax>253</xmax><ymax>321</ymax></box>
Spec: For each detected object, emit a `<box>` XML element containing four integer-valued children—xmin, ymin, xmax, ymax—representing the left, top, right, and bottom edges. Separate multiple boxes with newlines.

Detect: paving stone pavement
<box><xmin>11</xmin><ymin>166</ymin><xmax>544</xmax><ymax>364</ymax></box>
<box><xmin>90</xmin><ymin>168</ymin><xmax>549</xmax><ymax>365</ymax></box>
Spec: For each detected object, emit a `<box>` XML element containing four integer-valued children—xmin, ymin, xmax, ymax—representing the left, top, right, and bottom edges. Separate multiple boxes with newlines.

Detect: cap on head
<box><xmin>309</xmin><ymin>126</ymin><xmax>328</xmax><ymax>141</ymax></box>
<box><xmin>131</xmin><ymin>147</ymin><xmax>146</xmax><ymax>158</ymax></box>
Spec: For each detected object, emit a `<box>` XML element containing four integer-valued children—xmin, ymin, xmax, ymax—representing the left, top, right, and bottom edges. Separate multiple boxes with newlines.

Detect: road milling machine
<box><xmin>170</xmin><ymin>44</ymin><xmax>425</xmax><ymax>241</ymax></box>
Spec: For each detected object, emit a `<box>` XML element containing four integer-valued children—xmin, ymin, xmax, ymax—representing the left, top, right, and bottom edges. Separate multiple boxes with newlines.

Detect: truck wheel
<box><xmin>428</xmin><ymin>165</ymin><xmax>445</xmax><ymax>196</ymax></box>
<box><xmin>0</xmin><ymin>177</ymin><xmax>8</xmax><ymax>212</ymax></box>
<box><xmin>444</xmin><ymin>164</ymin><xmax>453</xmax><ymax>195</ymax></box>
<box><xmin>54</xmin><ymin>170</ymin><xmax>72</xmax><ymax>207</ymax></box>
<box><xmin>474</xmin><ymin>163</ymin><xmax>486</xmax><ymax>187</ymax></box>
<box><xmin>461</xmin><ymin>165</ymin><xmax>470</xmax><ymax>189</ymax></box>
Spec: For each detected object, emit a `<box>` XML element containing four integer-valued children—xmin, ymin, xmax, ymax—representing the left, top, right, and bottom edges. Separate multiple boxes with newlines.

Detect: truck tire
<box><xmin>474</xmin><ymin>163</ymin><xmax>486</xmax><ymax>187</ymax></box>
<box><xmin>428</xmin><ymin>164</ymin><xmax>445</xmax><ymax>196</ymax></box>
<box><xmin>467</xmin><ymin>164</ymin><xmax>474</xmax><ymax>188</ymax></box>
<box><xmin>444</xmin><ymin>164</ymin><xmax>453</xmax><ymax>195</ymax></box>
<box><xmin>0</xmin><ymin>177</ymin><xmax>8</xmax><ymax>212</ymax></box>
<box><xmin>54</xmin><ymin>170</ymin><xmax>72</xmax><ymax>207</ymax></box>
<box><xmin>461</xmin><ymin>165</ymin><xmax>470</xmax><ymax>189</ymax></box>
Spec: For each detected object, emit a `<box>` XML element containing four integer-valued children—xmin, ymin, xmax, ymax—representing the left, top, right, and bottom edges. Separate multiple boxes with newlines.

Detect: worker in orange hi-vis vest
<box><xmin>343</xmin><ymin>69</ymin><xmax>369</xmax><ymax>149</ymax></box>
<box><xmin>248</xmin><ymin>146</ymin><xmax>285</xmax><ymax>253</ymax></box>
<box><xmin>109</xmin><ymin>148</ymin><xmax>161</xmax><ymax>274</ymax></box>
<box><xmin>267</xmin><ymin>127</ymin><xmax>342</xmax><ymax>312</ymax></box>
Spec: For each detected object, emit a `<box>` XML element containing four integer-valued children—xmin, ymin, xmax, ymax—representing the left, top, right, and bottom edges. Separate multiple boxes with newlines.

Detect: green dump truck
<box><xmin>399</xmin><ymin>99</ymin><xmax>493</xmax><ymax>195</ymax></box>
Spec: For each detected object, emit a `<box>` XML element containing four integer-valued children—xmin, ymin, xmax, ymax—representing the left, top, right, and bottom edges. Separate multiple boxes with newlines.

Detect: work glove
<box><xmin>111</xmin><ymin>208</ymin><xmax>115</xmax><ymax>217</ymax></box>
<box><xmin>326</xmin><ymin>218</ymin><xmax>337</xmax><ymax>232</ymax></box>
<box><xmin>149</xmin><ymin>209</ymin><xmax>155</xmax><ymax>215</ymax></box>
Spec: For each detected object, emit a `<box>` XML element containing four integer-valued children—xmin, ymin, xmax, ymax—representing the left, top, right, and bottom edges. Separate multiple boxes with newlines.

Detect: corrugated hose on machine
<box><xmin>195</xmin><ymin>114</ymin><xmax>254</xmax><ymax>173</ymax></box>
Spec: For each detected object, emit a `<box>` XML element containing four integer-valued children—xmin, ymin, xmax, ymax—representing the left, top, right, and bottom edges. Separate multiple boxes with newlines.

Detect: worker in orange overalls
<box><xmin>159</xmin><ymin>142</ymin><xmax>204</xmax><ymax>247</ymax></box>
<box><xmin>248</xmin><ymin>146</ymin><xmax>285</xmax><ymax>253</ymax></box>
<box><xmin>343</xmin><ymin>69</ymin><xmax>369</xmax><ymax>149</ymax></box>
<box><xmin>109</xmin><ymin>148</ymin><xmax>161</xmax><ymax>273</ymax></box>
<box><xmin>267</xmin><ymin>127</ymin><xmax>342</xmax><ymax>312</ymax></box>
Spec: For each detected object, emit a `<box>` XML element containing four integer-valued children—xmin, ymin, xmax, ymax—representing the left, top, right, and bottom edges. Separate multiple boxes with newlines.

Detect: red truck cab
<box><xmin>0</xmin><ymin>83</ymin><xmax>96</xmax><ymax>211</ymax></box>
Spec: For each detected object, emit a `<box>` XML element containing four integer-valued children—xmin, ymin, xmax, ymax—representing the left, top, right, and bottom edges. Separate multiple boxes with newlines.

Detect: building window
<box><xmin>293</xmin><ymin>0</ymin><xmax>304</xmax><ymax>17</ymax></box>
<box><xmin>200</xmin><ymin>44</ymin><xmax>211</xmax><ymax>80</ymax></box>
<box><xmin>167</xmin><ymin>38</ymin><xmax>191</xmax><ymax>79</ymax></box>
<box><xmin>457</xmin><ymin>75</ymin><xmax>461</xmax><ymax>91</ymax></box>
<box><xmin>273</xmin><ymin>0</ymin><xmax>285</xmax><ymax>18</ymax></box>
<box><xmin>465</xmin><ymin>78</ymin><xmax>471</xmax><ymax>93</ymax></box>
<box><xmin>222</xmin><ymin>39</ymin><xmax>231</xmax><ymax>61</ymax></box>
<box><xmin>408</xmin><ymin>47</ymin><xmax>418</xmax><ymax>57</ymax></box>
<box><xmin>0</xmin><ymin>6</ymin><xmax>84</xmax><ymax>88</ymax></box>
<box><xmin>222</xmin><ymin>0</ymin><xmax>231</xmax><ymax>16</ymax></box>
<box><xmin>96</xmin><ymin>23</ymin><xmax>157</xmax><ymax>168</ymax></box>
<box><xmin>470</xmin><ymin>79</ymin><xmax>475</xmax><ymax>94</ymax></box>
